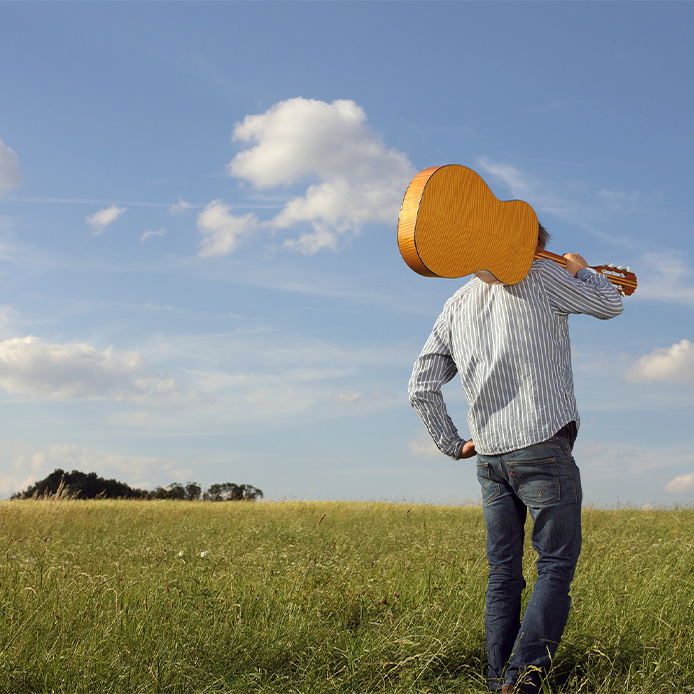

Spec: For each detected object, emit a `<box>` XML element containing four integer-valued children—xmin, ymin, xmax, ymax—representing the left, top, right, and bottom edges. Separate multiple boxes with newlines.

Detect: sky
<box><xmin>0</xmin><ymin>1</ymin><xmax>693</xmax><ymax>507</ymax></box>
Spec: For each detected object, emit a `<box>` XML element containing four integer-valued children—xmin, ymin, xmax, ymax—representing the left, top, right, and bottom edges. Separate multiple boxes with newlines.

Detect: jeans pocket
<box><xmin>476</xmin><ymin>461</ymin><xmax>502</xmax><ymax>504</ymax></box>
<box><xmin>507</xmin><ymin>457</ymin><xmax>560</xmax><ymax>506</ymax></box>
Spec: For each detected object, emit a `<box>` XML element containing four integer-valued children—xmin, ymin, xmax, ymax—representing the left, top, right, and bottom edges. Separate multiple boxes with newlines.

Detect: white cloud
<box><xmin>474</xmin><ymin>156</ymin><xmax>645</xmax><ymax>250</ymax></box>
<box><xmin>625</xmin><ymin>339</ymin><xmax>694</xmax><ymax>384</ymax></box>
<box><xmin>0</xmin><ymin>335</ymin><xmax>178</xmax><ymax>405</ymax></box>
<box><xmin>334</xmin><ymin>392</ymin><xmax>363</xmax><ymax>404</ymax></box>
<box><xmin>0</xmin><ymin>440</ymin><xmax>192</xmax><ymax>496</ymax></box>
<box><xmin>197</xmin><ymin>199</ymin><xmax>258</xmax><ymax>258</ymax></box>
<box><xmin>86</xmin><ymin>205</ymin><xmax>127</xmax><ymax>235</ymax></box>
<box><xmin>573</xmin><ymin>440</ymin><xmax>694</xmax><ymax>505</ymax></box>
<box><xmin>635</xmin><ymin>251</ymin><xmax>694</xmax><ymax>306</ymax></box>
<box><xmin>476</xmin><ymin>157</ymin><xmax>537</xmax><ymax>201</ymax></box>
<box><xmin>0</xmin><ymin>138</ymin><xmax>21</xmax><ymax>195</ymax></box>
<box><xmin>283</xmin><ymin>223</ymin><xmax>340</xmax><ymax>255</ymax></box>
<box><xmin>169</xmin><ymin>198</ymin><xmax>192</xmax><ymax>214</ymax></box>
<box><xmin>141</xmin><ymin>227</ymin><xmax>167</xmax><ymax>242</ymax></box>
<box><xmin>407</xmin><ymin>430</ymin><xmax>441</xmax><ymax>459</ymax></box>
<box><xmin>146</xmin><ymin>328</ymin><xmax>410</xmax><ymax>429</ymax></box>
<box><xmin>229</xmin><ymin>98</ymin><xmax>399</xmax><ymax>187</ymax></box>
<box><xmin>664</xmin><ymin>472</ymin><xmax>694</xmax><ymax>494</ymax></box>
<box><xmin>204</xmin><ymin>97</ymin><xmax>415</xmax><ymax>256</ymax></box>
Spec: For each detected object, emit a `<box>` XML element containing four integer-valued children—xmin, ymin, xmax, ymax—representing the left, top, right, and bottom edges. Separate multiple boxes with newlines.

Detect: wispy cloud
<box><xmin>576</xmin><ymin>440</ymin><xmax>692</xmax><ymax>484</ymax></box>
<box><xmin>407</xmin><ymin>430</ymin><xmax>441</xmax><ymax>459</ymax></box>
<box><xmin>136</xmin><ymin>327</ymin><xmax>409</xmax><ymax>430</ymax></box>
<box><xmin>169</xmin><ymin>198</ymin><xmax>192</xmax><ymax>214</ymax></box>
<box><xmin>334</xmin><ymin>392</ymin><xmax>363</xmax><ymax>404</ymax></box>
<box><xmin>633</xmin><ymin>251</ymin><xmax>694</xmax><ymax>306</ymax></box>
<box><xmin>0</xmin><ymin>138</ymin><xmax>21</xmax><ymax>195</ymax></box>
<box><xmin>476</xmin><ymin>156</ymin><xmax>538</xmax><ymax>201</ymax></box>
<box><xmin>10</xmin><ymin>196</ymin><xmax>198</xmax><ymax>209</ymax></box>
<box><xmin>141</xmin><ymin>228</ymin><xmax>167</xmax><ymax>242</ymax></box>
<box><xmin>86</xmin><ymin>205</ymin><xmax>127</xmax><ymax>235</ymax></box>
<box><xmin>475</xmin><ymin>156</ymin><xmax>650</xmax><ymax>250</ymax></box>
<box><xmin>596</xmin><ymin>188</ymin><xmax>656</xmax><ymax>211</ymax></box>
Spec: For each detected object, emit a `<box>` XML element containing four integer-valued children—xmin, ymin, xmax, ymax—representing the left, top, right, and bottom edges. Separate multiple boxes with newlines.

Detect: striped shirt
<box><xmin>408</xmin><ymin>259</ymin><xmax>624</xmax><ymax>458</ymax></box>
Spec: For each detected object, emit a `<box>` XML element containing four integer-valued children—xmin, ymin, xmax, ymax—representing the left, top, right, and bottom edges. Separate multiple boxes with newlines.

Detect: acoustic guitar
<box><xmin>397</xmin><ymin>165</ymin><xmax>637</xmax><ymax>296</ymax></box>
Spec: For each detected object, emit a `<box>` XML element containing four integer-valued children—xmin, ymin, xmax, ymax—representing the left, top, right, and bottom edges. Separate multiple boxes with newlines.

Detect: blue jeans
<box><xmin>476</xmin><ymin>435</ymin><xmax>582</xmax><ymax>693</ymax></box>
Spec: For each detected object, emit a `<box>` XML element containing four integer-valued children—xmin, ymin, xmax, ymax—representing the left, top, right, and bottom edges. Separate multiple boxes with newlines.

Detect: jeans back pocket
<box><xmin>507</xmin><ymin>457</ymin><xmax>560</xmax><ymax>506</ymax></box>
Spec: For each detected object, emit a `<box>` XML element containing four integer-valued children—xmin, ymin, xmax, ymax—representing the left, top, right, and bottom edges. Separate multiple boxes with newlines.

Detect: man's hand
<box><xmin>563</xmin><ymin>253</ymin><xmax>589</xmax><ymax>277</ymax></box>
<box><xmin>459</xmin><ymin>439</ymin><xmax>477</xmax><ymax>459</ymax></box>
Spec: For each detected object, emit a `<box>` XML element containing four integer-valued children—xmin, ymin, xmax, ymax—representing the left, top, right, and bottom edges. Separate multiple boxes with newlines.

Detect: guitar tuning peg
<box><xmin>627</xmin><ymin>266</ymin><xmax>631</xmax><ymax>272</ymax></box>
<box><xmin>617</xmin><ymin>265</ymin><xmax>623</xmax><ymax>270</ymax></box>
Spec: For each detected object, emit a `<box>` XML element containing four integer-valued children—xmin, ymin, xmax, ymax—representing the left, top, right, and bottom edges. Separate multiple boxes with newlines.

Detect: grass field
<box><xmin>0</xmin><ymin>499</ymin><xmax>692</xmax><ymax>693</ymax></box>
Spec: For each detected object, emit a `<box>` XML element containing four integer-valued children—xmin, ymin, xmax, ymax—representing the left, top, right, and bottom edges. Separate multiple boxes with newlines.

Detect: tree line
<box><xmin>11</xmin><ymin>469</ymin><xmax>263</xmax><ymax>502</ymax></box>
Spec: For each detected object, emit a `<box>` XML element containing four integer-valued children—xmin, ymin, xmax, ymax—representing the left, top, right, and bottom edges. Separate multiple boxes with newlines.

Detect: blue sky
<box><xmin>0</xmin><ymin>2</ymin><xmax>692</xmax><ymax>506</ymax></box>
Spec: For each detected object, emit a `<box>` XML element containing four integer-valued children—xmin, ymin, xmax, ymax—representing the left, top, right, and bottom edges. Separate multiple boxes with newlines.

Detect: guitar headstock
<box><xmin>592</xmin><ymin>264</ymin><xmax>638</xmax><ymax>296</ymax></box>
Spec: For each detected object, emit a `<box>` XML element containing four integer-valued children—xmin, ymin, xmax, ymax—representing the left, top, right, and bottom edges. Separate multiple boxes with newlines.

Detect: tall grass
<box><xmin>0</xmin><ymin>499</ymin><xmax>692</xmax><ymax>693</ymax></box>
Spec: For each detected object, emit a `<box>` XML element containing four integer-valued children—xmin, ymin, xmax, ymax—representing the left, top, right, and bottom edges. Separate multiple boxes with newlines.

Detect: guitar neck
<box><xmin>534</xmin><ymin>247</ymin><xmax>572</xmax><ymax>267</ymax></box>
<box><xmin>533</xmin><ymin>247</ymin><xmax>637</xmax><ymax>296</ymax></box>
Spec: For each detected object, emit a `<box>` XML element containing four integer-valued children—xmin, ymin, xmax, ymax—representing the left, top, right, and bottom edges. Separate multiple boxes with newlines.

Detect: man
<box><xmin>408</xmin><ymin>224</ymin><xmax>623</xmax><ymax>693</ymax></box>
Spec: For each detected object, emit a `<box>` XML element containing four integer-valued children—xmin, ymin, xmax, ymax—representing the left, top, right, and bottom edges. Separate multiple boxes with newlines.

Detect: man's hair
<box><xmin>538</xmin><ymin>222</ymin><xmax>551</xmax><ymax>249</ymax></box>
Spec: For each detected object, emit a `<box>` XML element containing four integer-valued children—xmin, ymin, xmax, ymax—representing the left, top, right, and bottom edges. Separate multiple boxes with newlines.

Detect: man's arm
<box><xmin>408</xmin><ymin>318</ymin><xmax>470</xmax><ymax>460</ymax></box>
<box><xmin>541</xmin><ymin>254</ymin><xmax>624</xmax><ymax>319</ymax></box>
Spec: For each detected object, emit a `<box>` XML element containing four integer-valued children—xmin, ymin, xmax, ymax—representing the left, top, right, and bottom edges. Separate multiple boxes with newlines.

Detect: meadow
<box><xmin>0</xmin><ymin>499</ymin><xmax>692</xmax><ymax>694</ymax></box>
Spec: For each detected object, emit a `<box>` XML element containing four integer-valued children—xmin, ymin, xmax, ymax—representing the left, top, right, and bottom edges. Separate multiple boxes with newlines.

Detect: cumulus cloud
<box><xmin>625</xmin><ymin>339</ymin><xmax>694</xmax><ymax>384</ymax></box>
<box><xmin>0</xmin><ymin>336</ymin><xmax>178</xmax><ymax>405</ymax></box>
<box><xmin>197</xmin><ymin>199</ymin><xmax>259</xmax><ymax>258</ymax></box>
<box><xmin>86</xmin><ymin>205</ymin><xmax>127</xmax><ymax>235</ymax></box>
<box><xmin>198</xmin><ymin>97</ymin><xmax>416</xmax><ymax>257</ymax></box>
<box><xmin>664</xmin><ymin>472</ymin><xmax>694</xmax><ymax>494</ymax></box>
<box><xmin>0</xmin><ymin>139</ymin><xmax>21</xmax><ymax>195</ymax></box>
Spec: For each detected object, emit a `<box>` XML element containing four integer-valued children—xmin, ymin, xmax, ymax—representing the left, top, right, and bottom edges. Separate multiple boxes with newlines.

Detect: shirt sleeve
<box><xmin>539</xmin><ymin>261</ymin><xmax>624</xmax><ymax>319</ymax></box>
<box><xmin>408</xmin><ymin>313</ymin><xmax>466</xmax><ymax>459</ymax></box>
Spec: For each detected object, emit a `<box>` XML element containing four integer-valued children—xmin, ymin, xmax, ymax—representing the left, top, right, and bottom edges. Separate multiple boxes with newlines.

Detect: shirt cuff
<box><xmin>452</xmin><ymin>439</ymin><xmax>466</xmax><ymax>460</ymax></box>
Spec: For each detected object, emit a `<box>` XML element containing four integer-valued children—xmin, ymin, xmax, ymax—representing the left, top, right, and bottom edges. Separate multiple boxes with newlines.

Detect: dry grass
<box><xmin>0</xmin><ymin>499</ymin><xmax>692</xmax><ymax>693</ymax></box>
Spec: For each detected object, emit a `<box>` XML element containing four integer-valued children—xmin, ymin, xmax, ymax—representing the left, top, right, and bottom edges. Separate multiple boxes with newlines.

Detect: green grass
<box><xmin>0</xmin><ymin>499</ymin><xmax>692</xmax><ymax>693</ymax></box>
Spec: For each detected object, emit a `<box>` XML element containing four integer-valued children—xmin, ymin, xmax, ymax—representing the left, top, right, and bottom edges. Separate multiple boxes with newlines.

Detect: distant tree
<box><xmin>11</xmin><ymin>469</ymin><xmax>263</xmax><ymax>502</ymax></box>
<box><xmin>166</xmin><ymin>482</ymin><xmax>186</xmax><ymax>500</ymax></box>
<box><xmin>11</xmin><ymin>469</ymin><xmax>147</xmax><ymax>500</ymax></box>
<box><xmin>204</xmin><ymin>482</ymin><xmax>263</xmax><ymax>501</ymax></box>
<box><xmin>204</xmin><ymin>483</ymin><xmax>223</xmax><ymax>502</ymax></box>
<box><xmin>185</xmin><ymin>482</ymin><xmax>202</xmax><ymax>501</ymax></box>
<box><xmin>236</xmin><ymin>484</ymin><xmax>263</xmax><ymax>501</ymax></box>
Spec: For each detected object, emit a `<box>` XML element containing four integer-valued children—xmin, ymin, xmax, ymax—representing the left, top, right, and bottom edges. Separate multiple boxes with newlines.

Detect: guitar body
<box><xmin>398</xmin><ymin>164</ymin><xmax>637</xmax><ymax>295</ymax></box>
<box><xmin>398</xmin><ymin>165</ymin><xmax>538</xmax><ymax>283</ymax></box>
